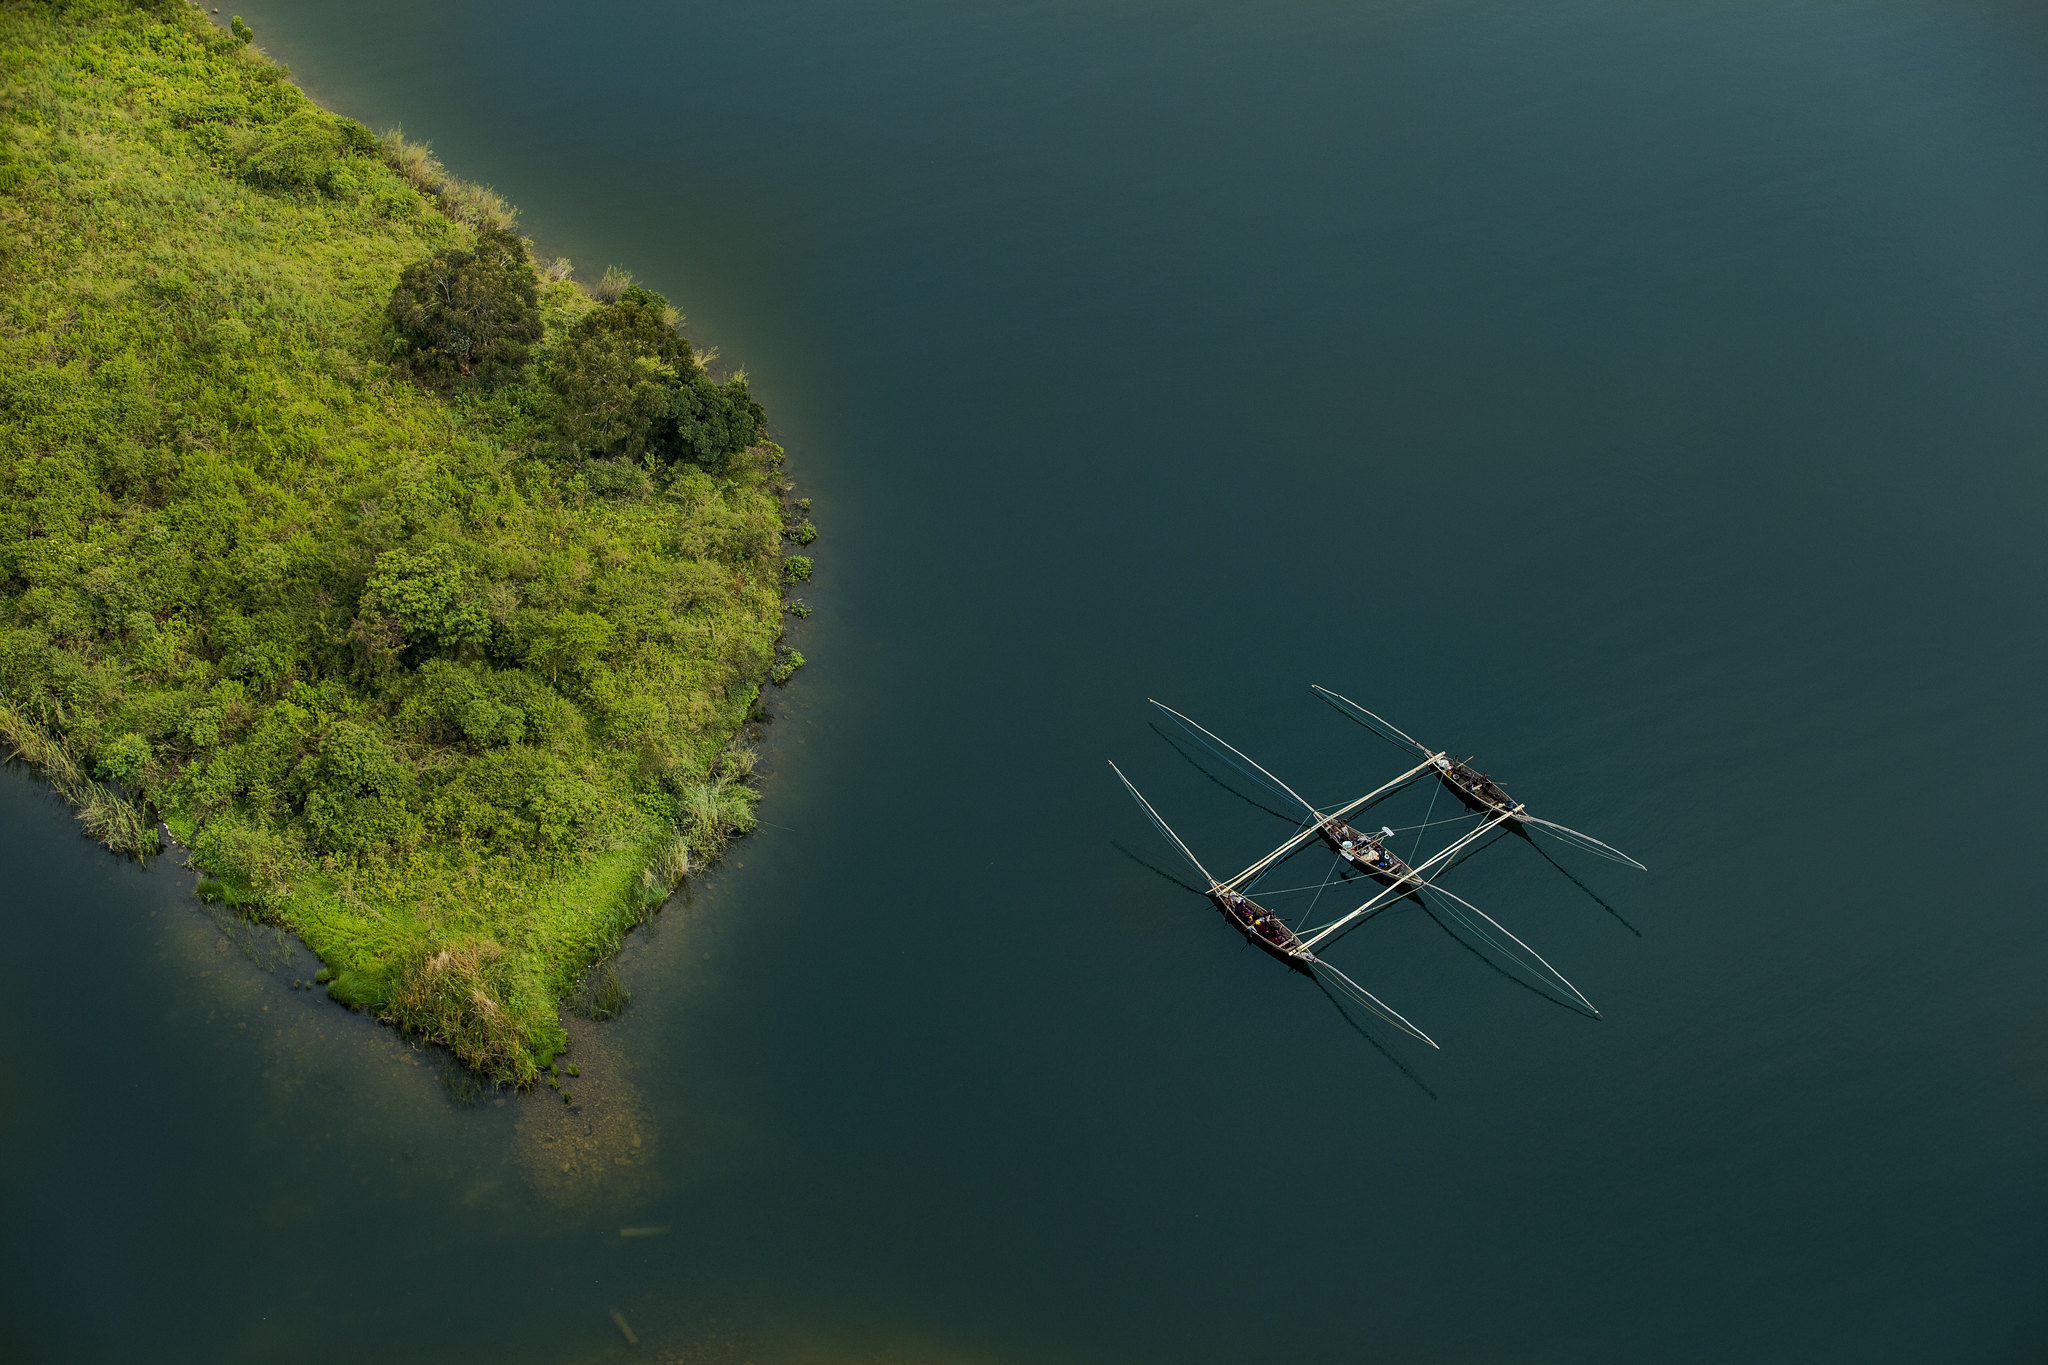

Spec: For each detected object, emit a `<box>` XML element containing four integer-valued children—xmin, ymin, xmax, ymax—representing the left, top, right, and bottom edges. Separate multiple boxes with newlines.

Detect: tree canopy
<box><xmin>549</xmin><ymin>286</ymin><xmax>766</xmax><ymax>469</ymax></box>
<box><xmin>386</xmin><ymin>227</ymin><xmax>544</xmax><ymax>387</ymax></box>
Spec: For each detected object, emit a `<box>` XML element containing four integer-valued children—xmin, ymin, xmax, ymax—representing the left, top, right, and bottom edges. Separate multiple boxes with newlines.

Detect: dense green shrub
<box><xmin>291</xmin><ymin>721</ymin><xmax>420</xmax><ymax>857</ymax></box>
<box><xmin>548</xmin><ymin>286</ymin><xmax>764</xmax><ymax>468</ymax></box>
<box><xmin>399</xmin><ymin>660</ymin><xmax>527</xmax><ymax>750</ymax></box>
<box><xmin>96</xmin><ymin>732</ymin><xmax>152</xmax><ymax>784</ymax></box>
<box><xmin>584</xmin><ymin>457</ymin><xmax>652</xmax><ymax>498</ymax></box>
<box><xmin>386</xmin><ymin>228</ymin><xmax>543</xmax><ymax>387</ymax></box>
<box><xmin>359</xmin><ymin>545</ymin><xmax>492</xmax><ymax>657</ymax></box>
<box><xmin>237</xmin><ymin>108</ymin><xmax>377</xmax><ymax>196</ymax></box>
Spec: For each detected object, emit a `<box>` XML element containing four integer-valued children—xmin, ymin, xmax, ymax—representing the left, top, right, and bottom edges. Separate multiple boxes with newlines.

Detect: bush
<box><xmin>230</xmin><ymin>15</ymin><xmax>253</xmax><ymax>44</ymax></box>
<box><xmin>96</xmin><ymin>731</ymin><xmax>151</xmax><ymax>784</ymax></box>
<box><xmin>236</xmin><ymin>108</ymin><xmax>376</xmax><ymax>197</ymax></box>
<box><xmin>359</xmin><ymin>544</ymin><xmax>491</xmax><ymax>656</ymax></box>
<box><xmin>583</xmin><ymin>457</ymin><xmax>651</xmax><ymax>499</ymax></box>
<box><xmin>439</xmin><ymin>745</ymin><xmax>606</xmax><ymax>855</ymax></box>
<box><xmin>788</xmin><ymin>518</ymin><xmax>816</xmax><ymax>545</ymax></box>
<box><xmin>548</xmin><ymin>287</ymin><xmax>764</xmax><ymax>467</ymax></box>
<box><xmin>385</xmin><ymin>938</ymin><xmax>543</xmax><ymax>1081</ymax></box>
<box><xmin>784</xmin><ymin>555</ymin><xmax>813</xmax><ymax>582</ymax></box>
<box><xmin>398</xmin><ymin>659</ymin><xmax>525</xmax><ymax>750</ymax></box>
<box><xmin>525</xmin><ymin>609</ymin><xmax>613</xmax><ymax>687</ymax></box>
<box><xmin>291</xmin><ymin>720</ymin><xmax>419</xmax><ymax>858</ymax></box>
<box><xmin>678</xmin><ymin>778</ymin><xmax>756</xmax><ymax>855</ymax></box>
<box><xmin>769</xmin><ymin>650</ymin><xmax>804</xmax><ymax>685</ymax></box>
<box><xmin>378</xmin><ymin>126</ymin><xmax>444</xmax><ymax>195</ymax></box>
<box><xmin>386</xmin><ymin>228</ymin><xmax>542</xmax><ymax>388</ymax></box>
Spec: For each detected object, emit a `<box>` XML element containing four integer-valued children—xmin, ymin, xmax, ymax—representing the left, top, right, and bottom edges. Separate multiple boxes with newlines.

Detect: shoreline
<box><xmin>0</xmin><ymin>0</ymin><xmax>811</xmax><ymax>1085</ymax></box>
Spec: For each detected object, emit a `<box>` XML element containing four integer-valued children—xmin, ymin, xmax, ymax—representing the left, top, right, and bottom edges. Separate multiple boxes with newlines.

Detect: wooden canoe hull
<box><xmin>1318</xmin><ymin>823</ymin><xmax>1418</xmax><ymax>890</ymax></box>
<box><xmin>1438</xmin><ymin>763</ymin><xmax>1515</xmax><ymax>816</ymax></box>
<box><xmin>1212</xmin><ymin>893</ymin><xmax>1314</xmax><ymax>972</ymax></box>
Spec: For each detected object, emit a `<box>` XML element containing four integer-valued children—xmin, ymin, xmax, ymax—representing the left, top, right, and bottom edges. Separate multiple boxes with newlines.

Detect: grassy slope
<box><xmin>0</xmin><ymin>0</ymin><xmax>799</xmax><ymax>1080</ymax></box>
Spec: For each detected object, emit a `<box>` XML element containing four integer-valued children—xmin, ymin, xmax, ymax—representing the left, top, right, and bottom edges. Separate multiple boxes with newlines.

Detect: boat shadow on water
<box><xmin>1148</xmin><ymin>722</ymin><xmax>1305</xmax><ymax>826</ymax></box>
<box><xmin>1517</xmin><ymin>825</ymin><xmax>1643</xmax><ymax>937</ymax></box>
<box><xmin>1311</xmin><ymin>972</ymin><xmax>1438</xmax><ymax>1100</ymax></box>
<box><xmin>1109</xmin><ymin>839</ymin><xmax>1205</xmax><ymax>897</ymax></box>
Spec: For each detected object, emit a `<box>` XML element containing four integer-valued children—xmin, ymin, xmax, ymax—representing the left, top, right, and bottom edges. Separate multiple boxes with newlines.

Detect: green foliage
<box><xmin>360</xmin><ymin>545</ymin><xmax>491</xmax><ymax>657</ymax></box>
<box><xmin>526</xmin><ymin>609</ymin><xmax>613</xmax><ymax>687</ymax></box>
<box><xmin>291</xmin><ymin>721</ymin><xmax>420</xmax><ymax>858</ymax></box>
<box><xmin>385</xmin><ymin>938</ymin><xmax>551</xmax><ymax>1082</ymax></box>
<box><xmin>237</xmin><ymin>109</ymin><xmax>374</xmax><ymax>196</ymax></box>
<box><xmin>784</xmin><ymin>555</ymin><xmax>814</xmax><ymax>582</ymax></box>
<box><xmin>788</xmin><ymin>518</ymin><xmax>817</xmax><ymax>545</ymax></box>
<box><xmin>769</xmin><ymin>650</ymin><xmax>805</xmax><ymax>685</ymax></box>
<box><xmin>677</xmin><ymin>778</ymin><xmax>756</xmax><ymax>856</ymax></box>
<box><xmin>583</xmin><ymin>457</ymin><xmax>651</xmax><ymax>498</ymax></box>
<box><xmin>548</xmin><ymin>287</ymin><xmax>765</xmax><ymax>469</ymax></box>
<box><xmin>386</xmin><ymin>228</ymin><xmax>543</xmax><ymax>388</ymax></box>
<box><xmin>230</xmin><ymin>15</ymin><xmax>253</xmax><ymax>44</ymax></box>
<box><xmin>96</xmin><ymin>732</ymin><xmax>152</xmax><ymax>784</ymax></box>
<box><xmin>0</xmin><ymin>0</ymin><xmax>804</xmax><ymax>1082</ymax></box>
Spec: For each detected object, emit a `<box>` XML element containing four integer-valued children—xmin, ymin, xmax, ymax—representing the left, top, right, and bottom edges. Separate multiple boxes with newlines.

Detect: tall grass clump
<box><xmin>679</xmin><ymin>779</ymin><xmax>758</xmax><ymax>858</ymax></box>
<box><xmin>386</xmin><ymin>940</ymin><xmax>544</xmax><ymax>1083</ymax></box>
<box><xmin>0</xmin><ymin>0</ymin><xmax>808</xmax><ymax>1083</ymax></box>
<box><xmin>377</xmin><ymin>126</ymin><xmax>514</xmax><ymax>229</ymax></box>
<box><xmin>379</xmin><ymin>126</ymin><xmax>445</xmax><ymax>194</ymax></box>
<box><xmin>570</xmin><ymin>960</ymin><xmax>631</xmax><ymax>1021</ymax></box>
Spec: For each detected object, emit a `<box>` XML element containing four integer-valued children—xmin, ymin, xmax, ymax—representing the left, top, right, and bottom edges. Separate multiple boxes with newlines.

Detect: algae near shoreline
<box><xmin>0</xmin><ymin>0</ymin><xmax>809</xmax><ymax>1081</ymax></box>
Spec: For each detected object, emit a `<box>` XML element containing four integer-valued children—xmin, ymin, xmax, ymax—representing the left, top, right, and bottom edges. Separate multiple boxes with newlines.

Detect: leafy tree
<box><xmin>549</xmin><ymin>286</ymin><xmax>764</xmax><ymax>467</ymax></box>
<box><xmin>96</xmin><ymin>732</ymin><xmax>151</xmax><ymax>784</ymax></box>
<box><xmin>359</xmin><ymin>545</ymin><xmax>490</xmax><ymax>657</ymax></box>
<box><xmin>399</xmin><ymin>659</ymin><xmax>526</xmax><ymax>750</ymax></box>
<box><xmin>236</xmin><ymin>108</ymin><xmax>378</xmax><ymax>197</ymax></box>
<box><xmin>526</xmin><ymin>609</ymin><xmax>613</xmax><ymax>687</ymax></box>
<box><xmin>386</xmin><ymin>229</ymin><xmax>543</xmax><ymax>388</ymax></box>
<box><xmin>291</xmin><ymin>721</ymin><xmax>420</xmax><ymax>858</ymax></box>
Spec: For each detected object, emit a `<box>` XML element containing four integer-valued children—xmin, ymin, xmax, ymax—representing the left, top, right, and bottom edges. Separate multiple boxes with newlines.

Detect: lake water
<box><xmin>4</xmin><ymin>1</ymin><xmax>2046</xmax><ymax>1359</ymax></box>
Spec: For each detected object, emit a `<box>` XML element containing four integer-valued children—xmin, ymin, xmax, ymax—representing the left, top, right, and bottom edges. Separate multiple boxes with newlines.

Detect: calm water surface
<box><xmin>4</xmin><ymin>1</ymin><xmax>2047</xmax><ymax>1360</ymax></box>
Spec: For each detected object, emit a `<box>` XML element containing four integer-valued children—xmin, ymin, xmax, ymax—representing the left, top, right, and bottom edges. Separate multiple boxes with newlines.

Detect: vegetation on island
<box><xmin>0</xmin><ymin>0</ymin><xmax>812</xmax><ymax>1081</ymax></box>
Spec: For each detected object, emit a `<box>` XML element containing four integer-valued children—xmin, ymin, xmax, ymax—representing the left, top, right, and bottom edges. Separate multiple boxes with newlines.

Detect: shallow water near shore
<box><xmin>4</xmin><ymin>0</ymin><xmax>2048</xmax><ymax>1360</ymax></box>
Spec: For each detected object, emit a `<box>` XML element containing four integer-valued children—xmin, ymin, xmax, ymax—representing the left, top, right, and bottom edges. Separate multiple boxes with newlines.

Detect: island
<box><xmin>0</xmin><ymin>0</ymin><xmax>811</xmax><ymax>1082</ymax></box>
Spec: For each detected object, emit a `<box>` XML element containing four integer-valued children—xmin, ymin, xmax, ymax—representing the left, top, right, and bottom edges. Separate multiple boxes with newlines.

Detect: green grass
<box><xmin>0</xmin><ymin>0</ymin><xmax>802</xmax><ymax>1081</ymax></box>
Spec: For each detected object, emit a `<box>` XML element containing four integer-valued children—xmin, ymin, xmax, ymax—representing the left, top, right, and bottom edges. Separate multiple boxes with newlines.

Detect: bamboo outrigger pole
<box><xmin>1311</xmin><ymin>684</ymin><xmax>1648</xmax><ymax>872</ymax></box>
<box><xmin>1147</xmin><ymin>700</ymin><xmax>1440</xmax><ymax>890</ymax></box>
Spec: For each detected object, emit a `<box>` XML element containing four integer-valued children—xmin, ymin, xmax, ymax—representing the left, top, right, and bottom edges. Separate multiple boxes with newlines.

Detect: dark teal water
<box><xmin>5</xmin><ymin>1</ymin><xmax>2047</xmax><ymax>1359</ymax></box>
